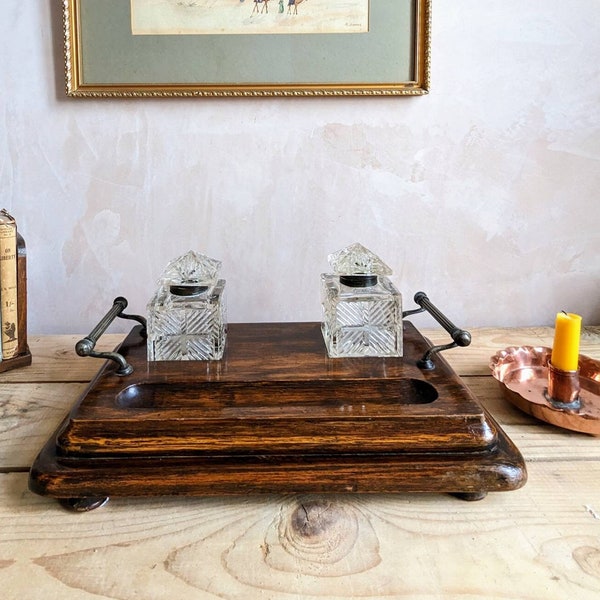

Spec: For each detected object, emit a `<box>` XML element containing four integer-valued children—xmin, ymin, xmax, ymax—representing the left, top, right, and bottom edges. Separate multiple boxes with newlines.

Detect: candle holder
<box><xmin>490</xmin><ymin>346</ymin><xmax>600</xmax><ymax>434</ymax></box>
<box><xmin>546</xmin><ymin>362</ymin><xmax>581</xmax><ymax>410</ymax></box>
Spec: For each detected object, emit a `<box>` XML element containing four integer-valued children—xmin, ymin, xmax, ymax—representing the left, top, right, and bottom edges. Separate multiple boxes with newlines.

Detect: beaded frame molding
<box><xmin>62</xmin><ymin>0</ymin><xmax>431</xmax><ymax>98</ymax></box>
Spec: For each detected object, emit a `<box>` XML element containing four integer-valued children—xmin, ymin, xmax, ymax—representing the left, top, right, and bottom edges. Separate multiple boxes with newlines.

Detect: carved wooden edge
<box><xmin>28</xmin><ymin>418</ymin><xmax>526</xmax><ymax>500</ymax></box>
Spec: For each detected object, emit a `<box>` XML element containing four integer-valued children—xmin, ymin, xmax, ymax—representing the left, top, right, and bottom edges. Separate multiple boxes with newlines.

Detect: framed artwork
<box><xmin>63</xmin><ymin>0</ymin><xmax>431</xmax><ymax>97</ymax></box>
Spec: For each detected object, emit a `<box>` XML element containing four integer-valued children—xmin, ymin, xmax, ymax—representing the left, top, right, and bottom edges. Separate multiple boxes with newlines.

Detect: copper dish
<box><xmin>490</xmin><ymin>346</ymin><xmax>600</xmax><ymax>435</ymax></box>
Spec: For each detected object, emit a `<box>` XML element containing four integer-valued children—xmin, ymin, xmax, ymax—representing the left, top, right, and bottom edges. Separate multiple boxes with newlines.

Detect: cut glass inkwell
<box><xmin>147</xmin><ymin>250</ymin><xmax>227</xmax><ymax>361</ymax></box>
<box><xmin>321</xmin><ymin>243</ymin><xmax>403</xmax><ymax>358</ymax></box>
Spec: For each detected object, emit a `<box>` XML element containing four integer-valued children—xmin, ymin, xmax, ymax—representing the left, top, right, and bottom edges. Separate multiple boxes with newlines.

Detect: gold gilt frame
<box><xmin>63</xmin><ymin>0</ymin><xmax>431</xmax><ymax>98</ymax></box>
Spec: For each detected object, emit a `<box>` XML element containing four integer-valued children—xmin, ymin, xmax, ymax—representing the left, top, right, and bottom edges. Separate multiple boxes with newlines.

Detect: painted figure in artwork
<box><xmin>288</xmin><ymin>0</ymin><xmax>307</xmax><ymax>15</ymax></box>
<box><xmin>252</xmin><ymin>0</ymin><xmax>269</xmax><ymax>15</ymax></box>
<box><xmin>130</xmin><ymin>0</ymin><xmax>371</xmax><ymax>36</ymax></box>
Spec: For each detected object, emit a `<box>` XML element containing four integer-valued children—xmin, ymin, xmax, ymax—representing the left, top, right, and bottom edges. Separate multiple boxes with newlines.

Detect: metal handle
<box><xmin>404</xmin><ymin>291</ymin><xmax>471</xmax><ymax>370</ymax></box>
<box><xmin>75</xmin><ymin>297</ymin><xmax>146</xmax><ymax>376</ymax></box>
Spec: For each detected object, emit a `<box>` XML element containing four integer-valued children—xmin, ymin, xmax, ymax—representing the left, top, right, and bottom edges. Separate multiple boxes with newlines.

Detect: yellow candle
<box><xmin>551</xmin><ymin>312</ymin><xmax>582</xmax><ymax>371</ymax></box>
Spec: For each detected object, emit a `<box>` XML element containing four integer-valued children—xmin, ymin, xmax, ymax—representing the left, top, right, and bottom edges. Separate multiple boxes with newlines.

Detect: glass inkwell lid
<box><xmin>321</xmin><ymin>243</ymin><xmax>403</xmax><ymax>358</ymax></box>
<box><xmin>147</xmin><ymin>250</ymin><xmax>227</xmax><ymax>361</ymax></box>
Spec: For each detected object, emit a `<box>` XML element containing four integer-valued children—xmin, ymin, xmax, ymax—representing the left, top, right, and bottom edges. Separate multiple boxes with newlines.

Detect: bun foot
<box><xmin>452</xmin><ymin>491</ymin><xmax>488</xmax><ymax>501</ymax></box>
<box><xmin>59</xmin><ymin>497</ymin><xmax>110</xmax><ymax>511</ymax></box>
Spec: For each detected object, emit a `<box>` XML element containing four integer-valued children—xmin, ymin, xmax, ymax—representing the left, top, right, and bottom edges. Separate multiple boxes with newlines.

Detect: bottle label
<box><xmin>0</xmin><ymin>212</ymin><xmax>18</xmax><ymax>360</ymax></box>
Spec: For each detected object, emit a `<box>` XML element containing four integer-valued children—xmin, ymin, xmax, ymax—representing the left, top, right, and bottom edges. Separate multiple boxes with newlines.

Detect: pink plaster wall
<box><xmin>2</xmin><ymin>1</ymin><xmax>599</xmax><ymax>333</ymax></box>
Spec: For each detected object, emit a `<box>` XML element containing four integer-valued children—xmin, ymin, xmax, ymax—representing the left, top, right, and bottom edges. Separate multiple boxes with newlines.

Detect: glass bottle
<box><xmin>321</xmin><ymin>243</ymin><xmax>403</xmax><ymax>358</ymax></box>
<box><xmin>147</xmin><ymin>251</ymin><xmax>226</xmax><ymax>361</ymax></box>
<box><xmin>0</xmin><ymin>209</ymin><xmax>19</xmax><ymax>360</ymax></box>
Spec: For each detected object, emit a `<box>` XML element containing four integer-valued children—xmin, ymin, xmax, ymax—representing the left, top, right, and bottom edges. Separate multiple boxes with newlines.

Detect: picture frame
<box><xmin>63</xmin><ymin>0</ymin><xmax>431</xmax><ymax>98</ymax></box>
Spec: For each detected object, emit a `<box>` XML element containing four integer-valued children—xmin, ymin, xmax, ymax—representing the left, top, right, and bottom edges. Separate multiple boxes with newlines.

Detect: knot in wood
<box><xmin>573</xmin><ymin>545</ymin><xmax>600</xmax><ymax>579</ymax></box>
<box><xmin>291</xmin><ymin>501</ymin><xmax>343</xmax><ymax>539</ymax></box>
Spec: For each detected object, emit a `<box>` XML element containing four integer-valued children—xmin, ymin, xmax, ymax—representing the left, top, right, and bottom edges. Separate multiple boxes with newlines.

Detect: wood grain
<box><xmin>0</xmin><ymin>334</ymin><xmax>124</xmax><ymax>383</ymax></box>
<box><xmin>0</xmin><ymin>383</ymin><xmax>87</xmax><ymax>471</ymax></box>
<box><xmin>3</xmin><ymin>460</ymin><xmax>600</xmax><ymax>599</ymax></box>
<box><xmin>27</xmin><ymin>323</ymin><xmax>526</xmax><ymax>499</ymax></box>
<box><xmin>469</xmin><ymin>378</ymin><xmax>600</xmax><ymax>462</ymax></box>
<box><xmin>1</xmin><ymin>326</ymin><xmax>599</xmax><ymax>598</ymax></box>
<box><xmin>3</xmin><ymin>378</ymin><xmax>599</xmax><ymax>473</ymax></box>
<box><xmin>0</xmin><ymin>326</ymin><xmax>597</xmax><ymax>383</ymax></box>
<box><xmin>422</xmin><ymin>325</ymin><xmax>600</xmax><ymax>376</ymax></box>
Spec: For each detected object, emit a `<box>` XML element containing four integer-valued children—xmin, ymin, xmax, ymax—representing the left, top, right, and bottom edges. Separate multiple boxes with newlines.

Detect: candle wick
<box><xmin>561</xmin><ymin>310</ymin><xmax>568</xmax><ymax>316</ymax></box>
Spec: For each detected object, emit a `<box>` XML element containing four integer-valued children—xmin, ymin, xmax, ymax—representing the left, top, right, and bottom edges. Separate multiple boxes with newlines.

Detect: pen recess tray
<box><xmin>29</xmin><ymin>322</ymin><xmax>526</xmax><ymax>506</ymax></box>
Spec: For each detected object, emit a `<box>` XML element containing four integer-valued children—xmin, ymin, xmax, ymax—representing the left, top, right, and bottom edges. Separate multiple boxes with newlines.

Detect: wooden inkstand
<box><xmin>29</xmin><ymin>294</ymin><xmax>526</xmax><ymax>510</ymax></box>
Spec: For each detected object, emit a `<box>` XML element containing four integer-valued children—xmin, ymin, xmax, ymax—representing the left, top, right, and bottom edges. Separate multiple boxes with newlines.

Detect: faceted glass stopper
<box><xmin>328</xmin><ymin>243</ymin><xmax>393</xmax><ymax>276</ymax></box>
<box><xmin>328</xmin><ymin>243</ymin><xmax>392</xmax><ymax>287</ymax></box>
<box><xmin>160</xmin><ymin>250</ymin><xmax>221</xmax><ymax>294</ymax></box>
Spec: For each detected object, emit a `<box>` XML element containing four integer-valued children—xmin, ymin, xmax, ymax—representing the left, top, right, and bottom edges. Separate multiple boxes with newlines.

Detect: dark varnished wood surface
<box><xmin>29</xmin><ymin>322</ymin><xmax>526</xmax><ymax>500</ymax></box>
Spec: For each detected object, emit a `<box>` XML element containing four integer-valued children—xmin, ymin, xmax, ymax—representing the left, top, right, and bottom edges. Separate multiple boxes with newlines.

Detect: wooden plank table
<box><xmin>1</xmin><ymin>326</ymin><xmax>600</xmax><ymax>599</ymax></box>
